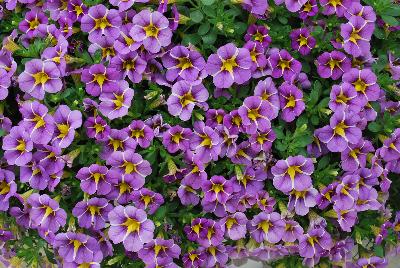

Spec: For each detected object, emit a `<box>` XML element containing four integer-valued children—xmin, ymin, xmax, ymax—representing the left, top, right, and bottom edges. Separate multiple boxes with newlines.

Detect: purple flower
<box><xmin>2</xmin><ymin>126</ymin><xmax>33</xmax><ymax>166</ymax></box>
<box><xmin>0</xmin><ymin>170</ymin><xmax>16</xmax><ymax>211</ymax></box>
<box><xmin>341</xmin><ymin>139</ymin><xmax>374</xmax><ymax>171</ymax></box>
<box><xmin>81</xmin><ymin>4</ymin><xmax>121</xmax><ymax>42</ymax></box>
<box><xmin>72</xmin><ymin>197</ymin><xmax>113</xmax><ymax>230</ymax></box>
<box><xmin>18</xmin><ymin>59</ymin><xmax>62</xmax><ymax>100</ymax></box>
<box><xmin>88</xmin><ymin>36</ymin><xmax>117</xmax><ymax>62</ymax></box>
<box><xmin>320</xmin><ymin>0</ymin><xmax>351</xmax><ymax>16</ymax></box>
<box><xmin>287</xmin><ymin>187</ymin><xmax>318</xmax><ymax>216</ymax></box>
<box><xmin>108</xmin><ymin>205</ymin><xmax>155</xmax><ymax>252</ymax></box>
<box><xmin>299</xmin><ymin>228</ymin><xmax>332</xmax><ymax>258</ymax></box>
<box><xmin>282</xmin><ymin>219</ymin><xmax>304</xmax><ymax>242</ymax></box>
<box><xmin>52</xmin><ymin>105</ymin><xmax>82</xmax><ymax>148</ymax></box>
<box><xmin>278</xmin><ymin>82</ymin><xmax>305</xmax><ymax>122</ymax></box>
<box><xmin>20</xmin><ymin>161</ymin><xmax>49</xmax><ymax>190</ymax></box>
<box><xmin>167</xmin><ymin>80</ymin><xmax>209</xmax><ymax>121</ymax></box>
<box><xmin>183</xmin><ymin>250</ymin><xmax>204</xmax><ymax>268</ymax></box>
<box><xmin>54</xmin><ymin>232</ymin><xmax>102</xmax><ymax>264</ymax></box>
<box><xmin>344</xmin><ymin>3</ymin><xmax>376</xmax><ymax>22</ymax></box>
<box><xmin>81</xmin><ymin>64</ymin><xmax>119</xmax><ymax>97</ymax></box>
<box><xmin>388</xmin><ymin>52</ymin><xmax>400</xmax><ymax>80</ymax></box>
<box><xmin>285</xmin><ymin>0</ymin><xmax>307</xmax><ymax>12</ymax></box>
<box><xmin>271</xmin><ymin>155</ymin><xmax>314</xmax><ymax>193</ymax></box>
<box><xmin>19</xmin><ymin>101</ymin><xmax>54</xmax><ymax>145</ymax></box>
<box><xmin>201</xmin><ymin>175</ymin><xmax>233</xmax><ymax>204</ymax></box>
<box><xmin>333</xmin><ymin>174</ymin><xmax>360</xmax><ymax>210</ymax></box>
<box><xmin>162</xmin><ymin>45</ymin><xmax>206</xmax><ymax>82</ymax></box>
<box><xmin>316</xmin><ymin>109</ymin><xmax>362</xmax><ymax>152</ymax></box>
<box><xmin>130</xmin><ymin>10</ymin><xmax>172</xmax><ymax>53</ymax></box>
<box><xmin>269</xmin><ymin>49</ymin><xmax>302</xmax><ymax>81</ymax></box>
<box><xmin>205</xmin><ymin>43</ymin><xmax>252</xmax><ymax>88</ymax></box>
<box><xmin>127</xmin><ymin>120</ymin><xmax>154</xmax><ymax>149</ymax></box>
<box><xmin>138</xmin><ymin>238</ymin><xmax>181</xmax><ymax>264</ymax></box>
<box><xmin>356</xmin><ymin>257</ymin><xmax>387</xmax><ymax>268</ymax></box>
<box><xmin>109</xmin><ymin>52</ymin><xmax>147</xmax><ymax>83</ymax></box>
<box><xmin>380</xmin><ymin>128</ymin><xmax>400</xmax><ymax>162</ymax></box>
<box><xmin>18</xmin><ymin>10</ymin><xmax>48</xmax><ymax>37</ymax></box>
<box><xmin>114</xmin><ymin>23</ymin><xmax>142</xmax><ymax>55</ymax></box>
<box><xmin>340</xmin><ymin>16</ymin><xmax>374</xmax><ymax>57</ymax></box>
<box><xmin>107</xmin><ymin>150</ymin><xmax>152</xmax><ymax>183</ymax></box>
<box><xmin>110</xmin><ymin>0</ymin><xmax>148</xmax><ymax>12</ymax></box>
<box><xmin>190</xmin><ymin>121</ymin><xmax>222</xmax><ymax>163</ymax></box>
<box><xmin>130</xmin><ymin>188</ymin><xmax>164</xmax><ymax>214</ymax></box>
<box><xmin>99</xmin><ymin>81</ymin><xmax>134</xmax><ymax>120</ymax></box>
<box><xmin>329</xmin><ymin>82</ymin><xmax>366</xmax><ymax>113</ymax></box>
<box><xmin>256</xmin><ymin>191</ymin><xmax>276</xmax><ymax>212</ymax></box>
<box><xmin>0</xmin><ymin>69</ymin><xmax>10</xmax><ymax>100</ymax></box>
<box><xmin>162</xmin><ymin>125</ymin><xmax>192</xmax><ymax>153</ymax></box>
<box><xmin>248</xmin><ymin>212</ymin><xmax>285</xmax><ymax>244</ymax></box>
<box><xmin>316</xmin><ymin>51</ymin><xmax>351</xmax><ymax>80</ymax></box>
<box><xmin>238</xmin><ymin>96</ymin><xmax>273</xmax><ymax>134</ymax></box>
<box><xmin>244</xmin><ymin>41</ymin><xmax>268</xmax><ymax>72</ymax></box>
<box><xmin>84</xmin><ymin>116</ymin><xmax>111</xmax><ymax>141</ymax></box>
<box><xmin>342</xmin><ymin>68</ymin><xmax>380</xmax><ymax>102</ymax></box>
<box><xmin>299</xmin><ymin>0</ymin><xmax>318</xmax><ymax>19</ymax></box>
<box><xmin>101</xmin><ymin>129</ymin><xmax>137</xmax><ymax>159</ymax></box>
<box><xmin>289</xmin><ymin>28</ymin><xmax>316</xmax><ymax>55</ymax></box>
<box><xmin>28</xmin><ymin>193</ymin><xmax>67</xmax><ymax>232</ymax></box>
<box><xmin>192</xmin><ymin>219</ymin><xmax>224</xmax><ymax>247</ymax></box>
<box><xmin>67</xmin><ymin>0</ymin><xmax>87</xmax><ymax>22</ymax></box>
<box><xmin>76</xmin><ymin>164</ymin><xmax>118</xmax><ymax>195</ymax></box>
<box><xmin>220</xmin><ymin>212</ymin><xmax>247</xmax><ymax>240</ymax></box>
<box><xmin>244</xmin><ymin>24</ymin><xmax>271</xmax><ymax>48</ymax></box>
<box><xmin>178</xmin><ymin>181</ymin><xmax>200</xmax><ymax>206</ymax></box>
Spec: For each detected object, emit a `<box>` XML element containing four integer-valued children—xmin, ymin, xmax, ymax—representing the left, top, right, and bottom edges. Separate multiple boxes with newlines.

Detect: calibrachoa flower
<box><xmin>138</xmin><ymin>238</ymin><xmax>181</xmax><ymax>264</ymax></box>
<box><xmin>342</xmin><ymin>68</ymin><xmax>380</xmax><ymax>102</ymax></box>
<box><xmin>99</xmin><ymin>81</ymin><xmax>134</xmax><ymax>120</ymax></box>
<box><xmin>81</xmin><ymin>4</ymin><xmax>122</xmax><ymax>42</ymax></box>
<box><xmin>238</xmin><ymin>96</ymin><xmax>273</xmax><ymax>134</ymax></box>
<box><xmin>329</xmin><ymin>82</ymin><xmax>365</xmax><ymax>113</ymax></box>
<box><xmin>287</xmin><ymin>187</ymin><xmax>318</xmax><ymax>216</ymax></box>
<box><xmin>253</xmin><ymin>77</ymin><xmax>280</xmax><ymax>118</ymax></box>
<box><xmin>289</xmin><ymin>28</ymin><xmax>316</xmax><ymax>55</ymax></box>
<box><xmin>248</xmin><ymin>212</ymin><xmax>285</xmax><ymax>244</ymax></box>
<box><xmin>130</xmin><ymin>188</ymin><xmax>164</xmax><ymax>214</ymax></box>
<box><xmin>205</xmin><ymin>43</ymin><xmax>252</xmax><ymax>88</ymax></box>
<box><xmin>340</xmin><ymin>16</ymin><xmax>374</xmax><ymax>57</ymax></box>
<box><xmin>54</xmin><ymin>232</ymin><xmax>102</xmax><ymax>264</ymax></box>
<box><xmin>109</xmin><ymin>52</ymin><xmax>147</xmax><ymax>83</ymax></box>
<box><xmin>76</xmin><ymin>164</ymin><xmax>118</xmax><ymax>195</ymax></box>
<box><xmin>18</xmin><ymin>59</ymin><xmax>62</xmax><ymax>100</ymax></box>
<box><xmin>127</xmin><ymin>120</ymin><xmax>154</xmax><ymax>148</ymax></box>
<box><xmin>108</xmin><ymin>205</ymin><xmax>155</xmax><ymax>252</ymax></box>
<box><xmin>190</xmin><ymin>121</ymin><xmax>222</xmax><ymax>163</ymax></box>
<box><xmin>244</xmin><ymin>24</ymin><xmax>272</xmax><ymax>48</ymax></box>
<box><xmin>0</xmin><ymin>169</ymin><xmax>16</xmax><ymax>211</ymax></box>
<box><xmin>81</xmin><ymin>64</ymin><xmax>119</xmax><ymax>97</ymax></box>
<box><xmin>162</xmin><ymin>125</ymin><xmax>192</xmax><ymax>153</ymax></box>
<box><xmin>72</xmin><ymin>197</ymin><xmax>113</xmax><ymax>230</ymax></box>
<box><xmin>220</xmin><ymin>212</ymin><xmax>248</xmax><ymax>240</ymax></box>
<box><xmin>316</xmin><ymin>51</ymin><xmax>351</xmax><ymax>80</ymax></box>
<box><xmin>269</xmin><ymin>49</ymin><xmax>302</xmax><ymax>81</ymax></box>
<box><xmin>52</xmin><ymin>105</ymin><xmax>82</xmax><ymax>148</ymax></box>
<box><xmin>28</xmin><ymin>193</ymin><xmax>67</xmax><ymax>232</ymax></box>
<box><xmin>298</xmin><ymin>228</ymin><xmax>333</xmax><ymax>258</ymax></box>
<box><xmin>316</xmin><ymin>108</ymin><xmax>362</xmax><ymax>152</ymax></box>
<box><xmin>130</xmin><ymin>10</ymin><xmax>172</xmax><ymax>53</ymax></box>
<box><xmin>2</xmin><ymin>126</ymin><xmax>33</xmax><ymax>166</ymax></box>
<box><xmin>271</xmin><ymin>155</ymin><xmax>314</xmax><ymax>193</ymax></box>
<box><xmin>84</xmin><ymin>116</ymin><xmax>111</xmax><ymax>141</ymax></box>
<box><xmin>162</xmin><ymin>45</ymin><xmax>206</xmax><ymax>82</ymax></box>
<box><xmin>167</xmin><ymin>80</ymin><xmax>209</xmax><ymax>121</ymax></box>
<box><xmin>278</xmin><ymin>82</ymin><xmax>305</xmax><ymax>122</ymax></box>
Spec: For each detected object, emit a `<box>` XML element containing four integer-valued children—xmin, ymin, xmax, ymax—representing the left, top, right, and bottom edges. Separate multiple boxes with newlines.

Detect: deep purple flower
<box><xmin>341</xmin><ymin>139</ymin><xmax>374</xmax><ymax>171</ymax></box>
<box><xmin>18</xmin><ymin>59</ymin><xmax>62</xmax><ymax>100</ymax></box>
<box><xmin>316</xmin><ymin>108</ymin><xmax>362</xmax><ymax>152</ymax></box>
<box><xmin>130</xmin><ymin>188</ymin><xmax>164</xmax><ymax>214</ymax></box>
<box><xmin>287</xmin><ymin>187</ymin><xmax>318</xmax><ymax>216</ymax></box>
<box><xmin>84</xmin><ymin>116</ymin><xmax>111</xmax><ymax>141</ymax></box>
<box><xmin>20</xmin><ymin>160</ymin><xmax>49</xmax><ymax>190</ymax></box>
<box><xmin>345</xmin><ymin>3</ymin><xmax>376</xmax><ymax>22</ymax></box>
<box><xmin>333</xmin><ymin>174</ymin><xmax>360</xmax><ymax>210</ymax></box>
<box><xmin>329</xmin><ymin>82</ymin><xmax>366</xmax><ymax>113</ymax></box>
<box><xmin>109</xmin><ymin>52</ymin><xmax>147</xmax><ymax>83</ymax></box>
<box><xmin>299</xmin><ymin>228</ymin><xmax>332</xmax><ymax>258</ymax></box>
<box><xmin>0</xmin><ymin>69</ymin><xmax>10</xmax><ymax>100</ymax></box>
<box><xmin>356</xmin><ymin>257</ymin><xmax>387</xmax><ymax>268</ymax></box>
<box><xmin>28</xmin><ymin>193</ymin><xmax>67</xmax><ymax>232</ymax></box>
<box><xmin>282</xmin><ymin>219</ymin><xmax>304</xmax><ymax>242</ymax></box>
<box><xmin>342</xmin><ymin>68</ymin><xmax>380</xmax><ymax>102</ymax></box>
<box><xmin>54</xmin><ymin>232</ymin><xmax>102</xmax><ymax>264</ymax></box>
<box><xmin>244</xmin><ymin>24</ymin><xmax>271</xmax><ymax>48</ymax></box>
<box><xmin>320</xmin><ymin>0</ymin><xmax>351</xmax><ymax>16</ymax></box>
<box><xmin>316</xmin><ymin>51</ymin><xmax>351</xmax><ymax>80</ymax></box>
<box><xmin>205</xmin><ymin>43</ymin><xmax>252</xmax><ymax>88</ymax></box>
<box><xmin>248</xmin><ymin>212</ymin><xmax>285</xmax><ymax>244</ymax></box>
<box><xmin>67</xmin><ymin>0</ymin><xmax>87</xmax><ymax>22</ymax></box>
<box><xmin>72</xmin><ymin>197</ymin><xmax>113</xmax><ymax>230</ymax></box>
<box><xmin>0</xmin><ymin>169</ymin><xmax>16</xmax><ymax>211</ymax></box>
<box><xmin>101</xmin><ymin>129</ymin><xmax>137</xmax><ymax>159</ymax></box>
<box><xmin>18</xmin><ymin>10</ymin><xmax>48</xmax><ymax>37</ymax></box>
<box><xmin>284</xmin><ymin>0</ymin><xmax>307</xmax><ymax>12</ymax></box>
<box><xmin>388</xmin><ymin>52</ymin><xmax>400</xmax><ymax>80</ymax></box>
<box><xmin>167</xmin><ymin>80</ymin><xmax>209</xmax><ymax>121</ymax></box>
<box><xmin>289</xmin><ymin>28</ymin><xmax>316</xmax><ymax>55</ymax></box>
<box><xmin>271</xmin><ymin>155</ymin><xmax>314</xmax><ymax>193</ymax></box>
<box><xmin>19</xmin><ymin>101</ymin><xmax>54</xmax><ymax>145</ymax></box>
<box><xmin>244</xmin><ymin>41</ymin><xmax>268</xmax><ymax>72</ymax></box>
<box><xmin>114</xmin><ymin>23</ymin><xmax>142</xmax><ymax>55</ymax></box>
<box><xmin>110</xmin><ymin>0</ymin><xmax>148</xmax><ymax>12</ymax></box>
<box><xmin>341</xmin><ymin>16</ymin><xmax>374</xmax><ymax>57</ymax></box>
<box><xmin>108</xmin><ymin>205</ymin><xmax>155</xmax><ymax>252</ymax></box>
<box><xmin>81</xmin><ymin>4</ymin><xmax>121</xmax><ymax>42</ymax></box>
<box><xmin>126</xmin><ymin>120</ymin><xmax>154</xmax><ymax>149</ymax></box>
<box><xmin>279</xmin><ymin>82</ymin><xmax>305</xmax><ymax>122</ymax></box>
<box><xmin>254</xmin><ymin>77</ymin><xmax>280</xmax><ymax>118</ymax></box>
<box><xmin>380</xmin><ymin>128</ymin><xmax>400</xmax><ymax>162</ymax></box>
<box><xmin>2</xmin><ymin>126</ymin><xmax>33</xmax><ymax>166</ymax></box>
<box><xmin>202</xmin><ymin>175</ymin><xmax>233</xmax><ymax>204</ymax></box>
<box><xmin>299</xmin><ymin>0</ymin><xmax>318</xmax><ymax>19</ymax></box>
<box><xmin>269</xmin><ymin>49</ymin><xmax>302</xmax><ymax>81</ymax></box>
<box><xmin>256</xmin><ymin>191</ymin><xmax>276</xmax><ymax>212</ymax></box>
<box><xmin>76</xmin><ymin>164</ymin><xmax>118</xmax><ymax>195</ymax></box>
<box><xmin>130</xmin><ymin>10</ymin><xmax>172</xmax><ymax>53</ymax></box>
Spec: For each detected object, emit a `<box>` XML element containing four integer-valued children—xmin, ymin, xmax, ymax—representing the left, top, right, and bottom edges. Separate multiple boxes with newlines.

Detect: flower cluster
<box><xmin>0</xmin><ymin>0</ymin><xmax>399</xmax><ymax>267</ymax></box>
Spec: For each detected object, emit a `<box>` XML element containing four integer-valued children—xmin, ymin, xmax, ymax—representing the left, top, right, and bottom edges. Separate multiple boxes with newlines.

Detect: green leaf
<box><xmin>201</xmin><ymin>0</ymin><xmax>215</xmax><ymax>5</ymax></box>
<box><xmin>382</xmin><ymin>6</ymin><xmax>400</xmax><ymax>16</ymax></box>
<box><xmin>381</xmin><ymin>15</ymin><xmax>400</xmax><ymax>26</ymax></box>
<box><xmin>190</xmin><ymin>10</ymin><xmax>204</xmax><ymax>23</ymax></box>
<box><xmin>368</xmin><ymin>122</ymin><xmax>382</xmax><ymax>132</ymax></box>
<box><xmin>198</xmin><ymin>23</ymin><xmax>210</xmax><ymax>35</ymax></box>
<box><xmin>374</xmin><ymin>245</ymin><xmax>384</xmax><ymax>257</ymax></box>
<box><xmin>182</xmin><ymin>34</ymin><xmax>201</xmax><ymax>46</ymax></box>
<box><xmin>202</xmin><ymin>32</ymin><xmax>217</xmax><ymax>45</ymax></box>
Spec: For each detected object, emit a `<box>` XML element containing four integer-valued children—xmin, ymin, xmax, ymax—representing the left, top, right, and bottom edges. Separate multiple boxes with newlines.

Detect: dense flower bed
<box><xmin>0</xmin><ymin>0</ymin><xmax>400</xmax><ymax>267</ymax></box>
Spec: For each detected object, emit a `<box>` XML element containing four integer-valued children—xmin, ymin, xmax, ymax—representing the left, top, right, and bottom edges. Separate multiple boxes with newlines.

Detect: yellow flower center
<box><xmin>211</xmin><ymin>184</ymin><xmax>224</xmax><ymax>193</ymax></box>
<box><xmin>200</xmin><ymin>135</ymin><xmax>212</xmax><ymax>148</ymax></box>
<box><xmin>221</xmin><ymin>57</ymin><xmax>238</xmax><ymax>73</ymax></box>
<box><xmin>253</xmin><ymin>32</ymin><xmax>264</xmax><ymax>42</ymax></box>
<box><xmin>226</xmin><ymin>217</ymin><xmax>237</xmax><ymax>229</ymax></box>
<box><xmin>179</xmin><ymin>92</ymin><xmax>195</xmax><ymax>108</ymax></box>
<box><xmin>123</xmin><ymin>218</ymin><xmax>141</xmax><ymax>234</ymax></box>
<box><xmin>258</xmin><ymin>220</ymin><xmax>272</xmax><ymax>234</ymax></box>
<box><xmin>122</xmin><ymin>161</ymin><xmax>137</xmax><ymax>174</ymax></box>
<box><xmin>88</xmin><ymin>205</ymin><xmax>100</xmax><ymax>215</ymax></box>
<box><xmin>130</xmin><ymin>129</ymin><xmax>144</xmax><ymax>139</ymax></box>
<box><xmin>109</xmin><ymin>139</ymin><xmax>124</xmax><ymax>151</ymax></box>
<box><xmin>29</xmin><ymin>18</ymin><xmax>40</xmax><ymax>30</ymax></box>
<box><xmin>352</xmin><ymin>79</ymin><xmax>367</xmax><ymax>93</ymax></box>
<box><xmin>247</xmin><ymin>108</ymin><xmax>260</xmax><ymax>121</ymax></box>
<box><xmin>141</xmin><ymin>195</ymin><xmax>153</xmax><ymax>207</ymax></box>
<box><xmin>297</xmin><ymin>35</ymin><xmax>308</xmax><ymax>47</ymax></box>
<box><xmin>177</xmin><ymin>57</ymin><xmax>193</xmax><ymax>70</ymax></box>
<box><xmin>74</xmin><ymin>5</ymin><xmax>83</xmax><ymax>16</ymax></box>
<box><xmin>57</xmin><ymin>124</ymin><xmax>70</xmax><ymax>137</ymax></box>
<box><xmin>285</xmin><ymin>95</ymin><xmax>296</xmax><ymax>108</ymax></box>
<box><xmin>95</xmin><ymin>17</ymin><xmax>111</xmax><ymax>29</ymax></box>
<box><xmin>93</xmin><ymin>74</ymin><xmax>106</xmax><ymax>87</ymax></box>
<box><xmin>123</xmin><ymin>60</ymin><xmax>135</xmax><ymax>71</ymax></box>
<box><xmin>334</xmin><ymin>122</ymin><xmax>348</xmax><ymax>137</ymax></box>
<box><xmin>112</xmin><ymin>93</ymin><xmax>125</xmax><ymax>109</ymax></box>
<box><xmin>33</xmin><ymin>115</ymin><xmax>46</xmax><ymax>129</ymax></box>
<box><xmin>336</xmin><ymin>93</ymin><xmax>350</xmax><ymax>104</ymax></box>
<box><xmin>0</xmin><ymin>181</ymin><xmax>10</xmax><ymax>195</ymax></box>
<box><xmin>144</xmin><ymin>24</ymin><xmax>159</xmax><ymax>37</ymax></box>
<box><xmin>287</xmin><ymin>165</ymin><xmax>303</xmax><ymax>180</ymax></box>
<box><xmin>15</xmin><ymin>139</ymin><xmax>26</xmax><ymax>152</ymax></box>
<box><xmin>32</xmin><ymin>71</ymin><xmax>49</xmax><ymax>85</ymax></box>
<box><xmin>119</xmin><ymin>181</ymin><xmax>132</xmax><ymax>194</ymax></box>
<box><xmin>172</xmin><ymin>132</ymin><xmax>183</xmax><ymax>144</ymax></box>
<box><xmin>349</xmin><ymin>30</ymin><xmax>362</xmax><ymax>44</ymax></box>
<box><xmin>278</xmin><ymin>59</ymin><xmax>291</xmax><ymax>70</ymax></box>
<box><xmin>94</xmin><ymin>123</ymin><xmax>105</xmax><ymax>134</ymax></box>
<box><xmin>92</xmin><ymin>173</ymin><xmax>103</xmax><ymax>183</ymax></box>
<box><xmin>328</xmin><ymin>0</ymin><xmax>342</xmax><ymax>6</ymax></box>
